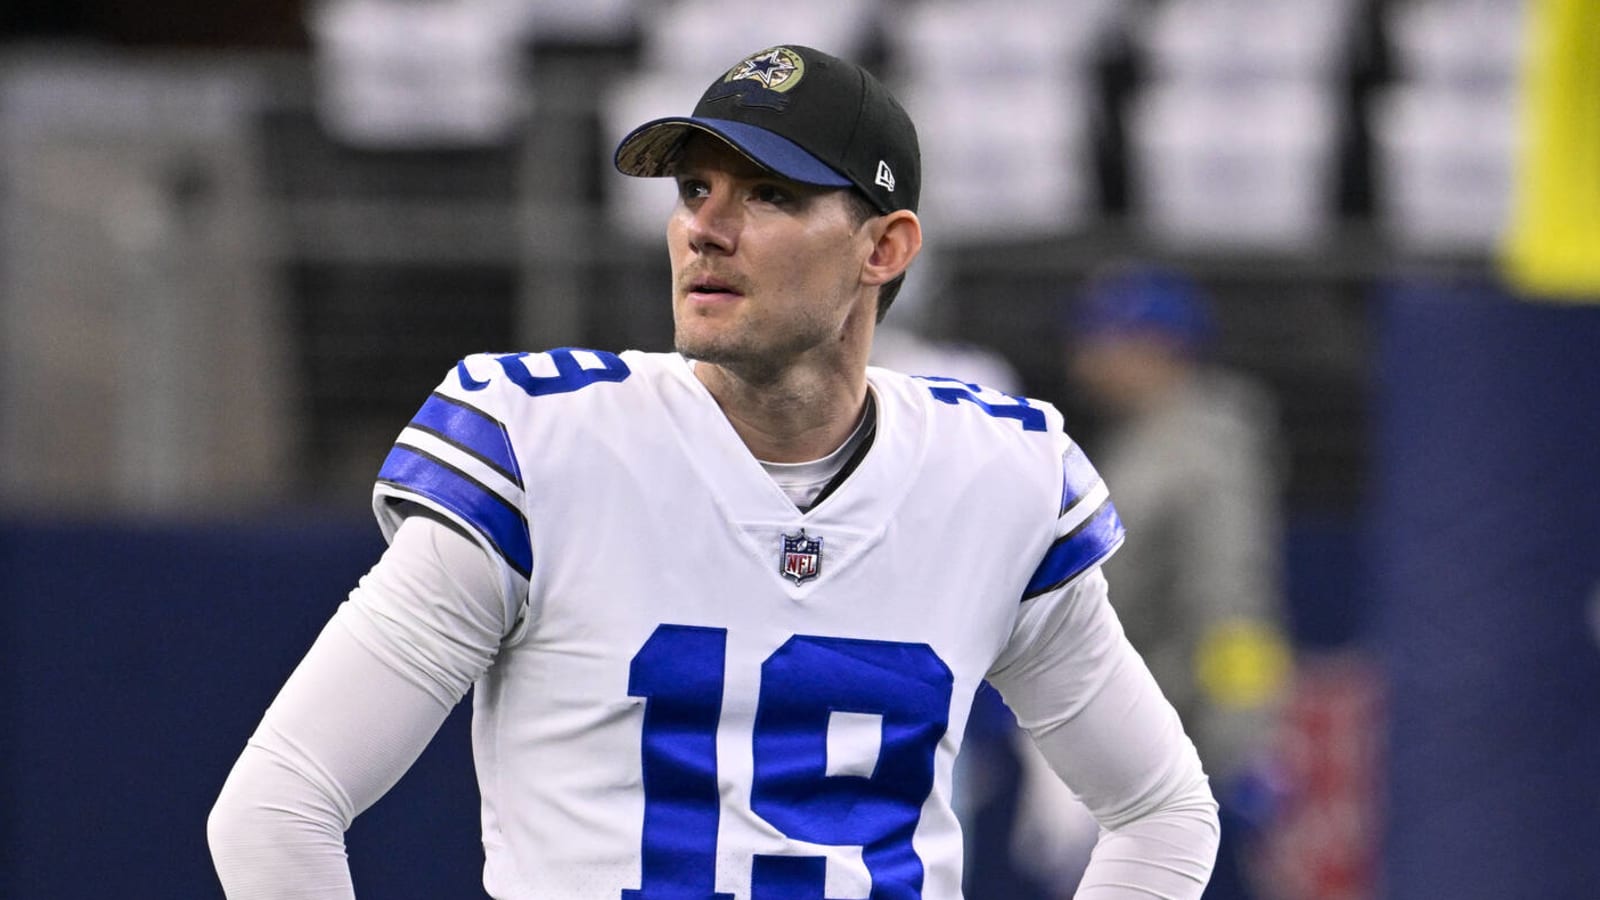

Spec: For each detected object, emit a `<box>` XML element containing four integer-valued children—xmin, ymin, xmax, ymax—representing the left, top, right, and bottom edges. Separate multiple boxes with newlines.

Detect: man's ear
<box><xmin>862</xmin><ymin>210</ymin><xmax>922</xmax><ymax>287</ymax></box>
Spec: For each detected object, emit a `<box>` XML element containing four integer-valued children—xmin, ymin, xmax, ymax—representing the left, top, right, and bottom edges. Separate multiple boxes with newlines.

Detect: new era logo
<box><xmin>874</xmin><ymin>160</ymin><xmax>896</xmax><ymax>192</ymax></box>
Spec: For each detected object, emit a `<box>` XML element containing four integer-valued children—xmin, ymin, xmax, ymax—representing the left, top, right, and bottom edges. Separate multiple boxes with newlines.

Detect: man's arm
<box><xmin>208</xmin><ymin>516</ymin><xmax>509</xmax><ymax>898</ymax></box>
<box><xmin>989</xmin><ymin>568</ymin><xmax>1220</xmax><ymax>899</ymax></box>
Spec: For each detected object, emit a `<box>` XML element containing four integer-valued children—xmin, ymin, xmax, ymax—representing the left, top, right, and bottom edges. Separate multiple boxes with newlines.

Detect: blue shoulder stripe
<box><xmin>1022</xmin><ymin>499</ymin><xmax>1124</xmax><ymax>601</ymax></box>
<box><xmin>378</xmin><ymin>445</ymin><xmax>532</xmax><ymax>579</ymax></box>
<box><xmin>1059</xmin><ymin>443</ymin><xmax>1101</xmax><ymax>516</ymax></box>
<box><xmin>407</xmin><ymin>393</ymin><xmax>523</xmax><ymax>488</ymax></box>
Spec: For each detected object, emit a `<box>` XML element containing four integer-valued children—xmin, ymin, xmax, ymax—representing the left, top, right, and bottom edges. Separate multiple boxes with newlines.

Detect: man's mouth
<box><xmin>685</xmin><ymin>277</ymin><xmax>743</xmax><ymax>299</ymax></box>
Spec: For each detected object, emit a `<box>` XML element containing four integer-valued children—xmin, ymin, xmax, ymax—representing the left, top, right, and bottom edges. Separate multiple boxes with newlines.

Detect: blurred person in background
<box><xmin>1064</xmin><ymin>263</ymin><xmax>1293</xmax><ymax>900</ymax></box>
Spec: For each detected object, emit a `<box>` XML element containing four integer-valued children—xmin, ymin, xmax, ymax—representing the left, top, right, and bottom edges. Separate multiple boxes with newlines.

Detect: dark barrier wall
<box><xmin>0</xmin><ymin>516</ymin><xmax>484</xmax><ymax>898</ymax></box>
<box><xmin>1373</xmin><ymin>279</ymin><xmax>1600</xmax><ymax>899</ymax></box>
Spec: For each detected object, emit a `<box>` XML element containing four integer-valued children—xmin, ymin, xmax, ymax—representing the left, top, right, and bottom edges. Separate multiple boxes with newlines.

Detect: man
<box><xmin>209</xmin><ymin>45</ymin><xmax>1219</xmax><ymax>898</ymax></box>
<box><xmin>1067</xmin><ymin>264</ymin><xmax>1291</xmax><ymax>898</ymax></box>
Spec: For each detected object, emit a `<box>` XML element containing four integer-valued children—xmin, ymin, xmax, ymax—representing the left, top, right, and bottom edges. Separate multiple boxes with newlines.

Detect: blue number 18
<box><xmin>627</xmin><ymin>625</ymin><xmax>954</xmax><ymax>899</ymax></box>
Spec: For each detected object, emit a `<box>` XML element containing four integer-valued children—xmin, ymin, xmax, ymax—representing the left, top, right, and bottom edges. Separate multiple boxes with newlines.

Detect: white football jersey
<box><xmin>371</xmin><ymin>349</ymin><xmax>1123</xmax><ymax>899</ymax></box>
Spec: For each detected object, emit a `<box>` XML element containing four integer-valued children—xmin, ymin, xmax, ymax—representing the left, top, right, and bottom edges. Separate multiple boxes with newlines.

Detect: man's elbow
<box><xmin>1106</xmin><ymin>767</ymin><xmax>1221</xmax><ymax>858</ymax></box>
<box><xmin>208</xmin><ymin>770</ymin><xmax>281</xmax><ymax>876</ymax></box>
<box><xmin>207</xmin><ymin>786</ymin><xmax>253</xmax><ymax>868</ymax></box>
<box><xmin>206</xmin><ymin>748</ymin><xmax>353</xmax><ymax>890</ymax></box>
<box><xmin>1173</xmin><ymin>778</ymin><xmax>1222</xmax><ymax>844</ymax></box>
<box><xmin>1167</xmin><ymin>769</ymin><xmax>1222</xmax><ymax>836</ymax></box>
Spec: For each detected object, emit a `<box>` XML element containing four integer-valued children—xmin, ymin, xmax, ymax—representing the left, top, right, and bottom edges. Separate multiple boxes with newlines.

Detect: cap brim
<box><xmin>614</xmin><ymin>117</ymin><xmax>852</xmax><ymax>188</ymax></box>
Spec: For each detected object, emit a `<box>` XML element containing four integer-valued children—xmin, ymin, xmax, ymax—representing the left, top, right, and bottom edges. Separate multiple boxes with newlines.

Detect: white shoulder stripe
<box><xmin>397</xmin><ymin>426</ymin><xmax>528</xmax><ymax>510</ymax></box>
<box><xmin>1058</xmin><ymin>478</ymin><xmax>1110</xmax><ymax>536</ymax></box>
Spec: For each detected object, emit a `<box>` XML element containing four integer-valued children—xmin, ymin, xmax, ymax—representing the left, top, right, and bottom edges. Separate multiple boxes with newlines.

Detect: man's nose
<box><xmin>685</xmin><ymin>187</ymin><xmax>740</xmax><ymax>255</ymax></box>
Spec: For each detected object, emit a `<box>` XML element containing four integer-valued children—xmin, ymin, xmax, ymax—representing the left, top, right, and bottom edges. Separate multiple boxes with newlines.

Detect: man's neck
<box><xmin>693</xmin><ymin>360</ymin><xmax>870</xmax><ymax>464</ymax></box>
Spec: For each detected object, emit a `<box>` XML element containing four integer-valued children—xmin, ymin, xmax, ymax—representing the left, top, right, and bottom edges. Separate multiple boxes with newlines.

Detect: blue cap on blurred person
<box><xmin>1071</xmin><ymin>264</ymin><xmax>1214</xmax><ymax>352</ymax></box>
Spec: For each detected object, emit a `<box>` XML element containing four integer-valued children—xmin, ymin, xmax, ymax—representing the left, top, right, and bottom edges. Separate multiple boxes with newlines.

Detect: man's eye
<box><xmin>678</xmin><ymin>180</ymin><xmax>710</xmax><ymax>200</ymax></box>
<box><xmin>752</xmin><ymin>184</ymin><xmax>792</xmax><ymax>205</ymax></box>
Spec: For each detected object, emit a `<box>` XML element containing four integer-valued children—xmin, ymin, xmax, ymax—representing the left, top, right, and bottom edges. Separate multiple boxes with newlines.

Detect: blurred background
<box><xmin>1</xmin><ymin>0</ymin><xmax>1597</xmax><ymax>897</ymax></box>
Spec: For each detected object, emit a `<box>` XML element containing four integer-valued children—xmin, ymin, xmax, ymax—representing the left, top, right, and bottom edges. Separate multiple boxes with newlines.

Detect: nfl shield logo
<box><xmin>780</xmin><ymin>529</ymin><xmax>823</xmax><ymax>585</ymax></box>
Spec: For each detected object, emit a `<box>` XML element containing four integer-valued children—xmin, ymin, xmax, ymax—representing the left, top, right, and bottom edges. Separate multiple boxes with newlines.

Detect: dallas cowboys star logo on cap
<box><xmin>729</xmin><ymin>47</ymin><xmax>802</xmax><ymax>91</ymax></box>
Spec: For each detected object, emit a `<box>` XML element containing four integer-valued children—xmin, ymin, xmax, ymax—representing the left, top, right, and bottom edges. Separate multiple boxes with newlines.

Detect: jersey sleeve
<box><xmin>988</xmin><ymin>569</ymin><xmax>1219</xmax><ymax>896</ymax></box>
<box><xmin>988</xmin><ymin>430</ymin><xmax>1217</xmax><ymax>894</ymax></box>
<box><xmin>372</xmin><ymin>356</ymin><xmax>532</xmax><ymax>616</ymax></box>
<box><xmin>1019</xmin><ymin>437</ymin><xmax>1126</xmax><ymax>601</ymax></box>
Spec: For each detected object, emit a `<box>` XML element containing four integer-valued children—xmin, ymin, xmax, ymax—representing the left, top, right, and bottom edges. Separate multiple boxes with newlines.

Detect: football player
<box><xmin>210</xmin><ymin>44</ymin><xmax>1219</xmax><ymax>898</ymax></box>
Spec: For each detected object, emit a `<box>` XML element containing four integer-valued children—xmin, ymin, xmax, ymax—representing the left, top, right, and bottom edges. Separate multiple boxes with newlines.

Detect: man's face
<box><xmin>667</xmin><ymin>136</ymin><xmax>875</xmax><ymax>381</ymax></box>
<box><xmin>1069</xmin><ymin>331</ymin><xmax>1190</xmax><ymax>415</ymax></box>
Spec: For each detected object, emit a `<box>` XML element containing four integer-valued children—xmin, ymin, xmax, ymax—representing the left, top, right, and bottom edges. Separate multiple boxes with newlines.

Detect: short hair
<box><xmin>843</xmin><ymin>189</ymin><xmax>906</xmax><ymax>323</ymax></box>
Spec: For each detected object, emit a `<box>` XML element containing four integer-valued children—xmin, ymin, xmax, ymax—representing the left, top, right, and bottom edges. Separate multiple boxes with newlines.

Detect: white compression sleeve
<box><xmin>209</xmin><ymin>515</ymin><xmax>508</xmax><ymax>899</ymax></box>
<box><xmin>988</xmin><ymin>569</ymin><xmax>1220</xmax><ymax>899</ymax></box>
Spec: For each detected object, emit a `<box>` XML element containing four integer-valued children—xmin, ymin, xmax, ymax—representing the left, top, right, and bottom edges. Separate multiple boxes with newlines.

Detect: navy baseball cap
<box><xmin>614</xmin><ymin>45</ymin><xmax>921</xmax><ymax>215</ymax></box>
<box><xmin>1073</xmin><ymin>264</ymin><xmax>1215</xmax><ymax>350</ymax></box>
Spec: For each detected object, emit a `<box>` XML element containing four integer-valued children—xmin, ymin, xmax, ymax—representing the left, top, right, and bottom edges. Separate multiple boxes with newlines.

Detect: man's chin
<box><xmin>674</xmin><ymin>337</ymin><xmax>732</xmax><ymax>366</ymax></box>
<box><xmin>674</xmin><ymin>329</ymin><xmax>744</xmax><ymax>366</ymax></box>
<box><xmin>675</xmin><ymin>337</ymin><xmax>788</xmax><ymax>384</ymax></box>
